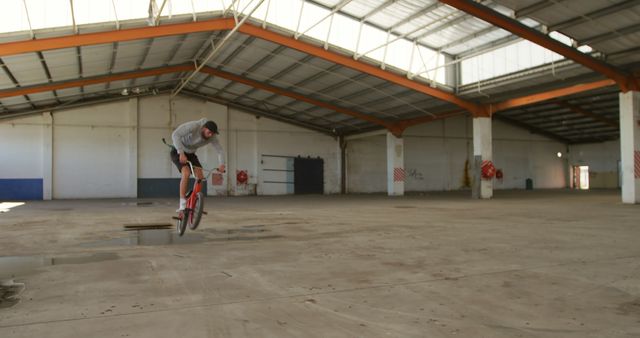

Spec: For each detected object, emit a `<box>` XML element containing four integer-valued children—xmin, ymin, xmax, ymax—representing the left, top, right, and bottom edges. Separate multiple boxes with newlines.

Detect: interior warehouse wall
<box><xmin>0</xmin><ymin>94</ymin><xmax>340</xmax><ymax>199</ymax></box>
<box><xmin>346</xmin><ymin>115</ymin><xmax>567</xmax><ymax>193</ymax></box>
<box><xmin>0</xmin><ymin>114</ymin><xmax>46</xmax><ymax>200</ymax></box>
<box><xmin>568</xmin><ymin>140</ymin><xmax>621</xmax><ymax>189</ymax></box>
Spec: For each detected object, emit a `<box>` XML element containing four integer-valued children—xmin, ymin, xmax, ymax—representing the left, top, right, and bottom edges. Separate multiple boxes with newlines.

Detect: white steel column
<box><xmin>473</xmin><ymin>117</ymin><xmax>493</xmax><ymax>199</ymax></box>
<box><xmin>386</xmin><ymin>131</ymin><xmax>404</xmax><ymax>196</ymax></box>
<box><xmin>42</xmin><ymin>112</ymin><xmax>53</xmax><ymax>200</ymax></box>
<box><xmin>128</xmin><ymin>97</ymin><xmax>138</xmax><ymax>198</ymax></box>
<box><xmin>619</xmin><ymin>91</ymin><xmax>640</xmax><ymax>204</ymax></box>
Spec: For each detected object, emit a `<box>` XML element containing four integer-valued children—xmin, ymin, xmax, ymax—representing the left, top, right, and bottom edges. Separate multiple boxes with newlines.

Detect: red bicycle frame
<box><xmin>183</xmin><ymin>161</ymin><xmax>206</xmax><ymax>223</ymax></box>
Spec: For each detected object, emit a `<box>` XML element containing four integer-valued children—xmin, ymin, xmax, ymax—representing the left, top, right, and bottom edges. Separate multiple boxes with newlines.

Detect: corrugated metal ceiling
<box><xmin>1</xmin><ymin>0</ymin><xmax>638</xmax><ymax>143</ymax></box>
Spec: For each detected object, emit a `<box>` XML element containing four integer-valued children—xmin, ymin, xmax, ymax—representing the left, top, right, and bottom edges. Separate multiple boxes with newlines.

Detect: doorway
<box><xmin>572</xmin><ymin>165</ymin><xmax>590</xmax><ymax>190</ymax></box>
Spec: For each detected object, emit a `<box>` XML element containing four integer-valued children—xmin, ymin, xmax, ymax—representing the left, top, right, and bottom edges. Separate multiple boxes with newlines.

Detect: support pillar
<box><xmin>127</xmin><ymin>97</ymin><xmax>138</xmax><ymax>198</ymax></box>
<box><xmin>42</xmin><ymin>112</ymin><xmax>52</xmax><ymax>200</ymax></box>
<box><xmin>339</xmin><ymin>136</ymin><xmax>346</xmax><ymax>195</ymax></box>
<box><xmin>473</xmin><ymin>117</ymin><xmax>493</xmax><ymax>199</ymax></box>
<box><xmin>386</xmin><ymin>132</ymin><xmax>404</xmax><ymax>196</ymax></box>
<box><xmin>619</xmin><ymin>91</ymin><xmax>640</xmax><ymax>204</ymax></box>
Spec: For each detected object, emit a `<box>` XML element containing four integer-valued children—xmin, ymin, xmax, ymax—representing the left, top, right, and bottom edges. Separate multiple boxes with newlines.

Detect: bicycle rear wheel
<box><xmin>189</xmin><ymin>192</ymin><xmax>204</xmax><ymax>230</ymax></box>
<box><xmin>176</xmin><ymin>211</ymin><xmax>188</xmax><ymax>236</ymax></box>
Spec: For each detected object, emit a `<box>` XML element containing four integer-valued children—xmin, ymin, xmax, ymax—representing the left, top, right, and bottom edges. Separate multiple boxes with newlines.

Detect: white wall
<box><xmin>52</xmin><ymin>100</ymin><xmax>134</xmax><ymax>199</ymax></box>
<box><xmin>568</xmin><ymin>140</ymin><xmax>620</xmax><ymax>188</ymax></box>
<box><xmin>0</xmin><ymin>94</ymin><xmax>340</xmax><ymax>198</ymax></box>
<box><xmin>2</xmin><ymin>94</ymin><xmax>576</xmax><ymax>198</ymax></box>
<box><xmin>347</xmin><ymin>116</ymin><xmax>568</xmax><ymax>193</ymax></box>
<box><xmin>0</xmin><ymin>114</ymin><xmax>44</xmax><ymax>179</ymax></box>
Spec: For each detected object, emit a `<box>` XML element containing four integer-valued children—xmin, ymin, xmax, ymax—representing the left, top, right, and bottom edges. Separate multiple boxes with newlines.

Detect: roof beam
<box><xmin>538</xmin><ymin>118</ymin><xmax>615</xmax><ymax>130</ymax></box>
<box><xmin>443</xmin><ymin>0</ymin><xmax>635</xmax><ymax>53</ymax></box>
<box><xmin>193</xmin><ymin>35</ymin><xmax>255</xmax><ymax>92</ymax></box>
<box><xmin>392</xmin><ymin>109</ymin><xmax>465</xmax><ymax>133</ymax></box>
<box><xmin>36</xmin><ymin>51</ymin><xmax>61</xmax><ymax>104</ymax></box>
<box><xmin>557</xmin><ymin>126</ymin><xmax>618</xmax><ymax>137</ymax></box>
<box><xmin>105</xmin><ymin>42</ymin><xmax>119</xmax><ymax>90</ymax></box>
<box><xmin>487</xmin><ymin>78</ymin><xmax>617</xmax><ymax>113</ymax></box>
<box><xmin>0</xmin><ymin>62</ymin><xmax>387</xmax><ymax>132</ymax></box>
<box><xmin>0</xmin><ymin>57</ymin><xmax>36</xmax><ymax>109</ymax></box>
<box><xmin>494</xmin><ymin>114</ymin><xmax>571</xmax><ymax>143</ymax></box>
<box><xmin>172</xmin><ymin>0</ymin><xmax>266</xmax><ymax>97</ymax></box>
<box><xmin>440</xmin><ymin>0</ymin><xmax>639</xmax><ymax>92</ymax></box>
<box><xmin>199</xmin><ymin>66</ymin><xmax>391</xmax><ymax>129</ymax></box>
<box><xmin>0</xmin><ymin>18</ymin><xmax>480</xmax><ymax>114</ymax></box>
<box><xmin>258</xmin><ymin>64</ymin><xmax>343</xmax><ymax>106</ymax></box>
<box><xmin>556</xmin><ymin>101</ymin><xmax>618</xmax><ymax>128</ymax></box>
<box><xmin>0</xmin><ymin>18</ymin><xmax>236</xmax><ymax>57</ymax></box>
<box><xmin>550</xmin><ymin>0</ymin><xmax>638</xmax><ymax>32</ymax></box>
<box><xmin>212</xmin><ymin>45</ymin><xmax>286</xmax><ymax>98</ymax></box>
<box><xmin>266</xmin><ymin>72</ymin><xmax>369</xmax><ymax>113</ymax></box>
<box><xmin>579</xmin><ymin>23</ymin><xmax>640</xmax><ymax>46</ymax></box>
<box><xmin>234</xmin><ymin>55</ymin><xmax>314</xmax><ymax>103</ymax></box>
<box><xmin>181</xmin><ymin>89</ymin><xmax>335</xmax><ymax>136</ymax></box>
<box><xmin>238</xmin><ymin>23</ymin><xmax>483</xmax><ymax>115</ymax></box>
<box><xmin>0</xmin><ymin>64</ymin><xmax>193</xmax><ymax>99</ymax></box>
<box><xmin>515</xmin><ymin>0</ymin><xmax>560</xmax><ymax>17</ymax></box>
<box><xmin>439</xmin><ymin>0</ymin><xmax>558</xmax><ymax>53</ymax></box>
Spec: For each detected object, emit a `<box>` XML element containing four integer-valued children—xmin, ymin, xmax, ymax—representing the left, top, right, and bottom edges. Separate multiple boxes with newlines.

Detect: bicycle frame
<box><xmin>184</xmin><ymin>161</ymin><xmax>204</xmax><ymax>218</ymax></box>
<box><xmin>162</xmin><ymin>138</ymin><xmax>219</xmax><ymax>222</ymax></box>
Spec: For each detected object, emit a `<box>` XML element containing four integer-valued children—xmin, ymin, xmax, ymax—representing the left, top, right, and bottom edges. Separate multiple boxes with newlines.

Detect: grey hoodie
<box><xmin>171</xmin><ymin>118</ymin><xmax>225</xmax><ymax>165</ymax></box>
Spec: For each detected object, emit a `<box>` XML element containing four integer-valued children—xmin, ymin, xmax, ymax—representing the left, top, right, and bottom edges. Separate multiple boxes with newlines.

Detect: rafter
<box><xmin>556</xmin><ymin>101</ymin><xmax>618</xmax><ymax>128</ymax></box>
<box><xmin>199</xmin><ymin>66</ymin><xmax>391</xmax><ymax>129</ymax></box>
<box><xmin>440</xmin><ymin>0</ymin><xmax>638</xmax><ymax>91</ymax></box>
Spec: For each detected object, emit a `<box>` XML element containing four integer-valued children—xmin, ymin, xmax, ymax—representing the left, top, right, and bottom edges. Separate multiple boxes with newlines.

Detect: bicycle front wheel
<box><xmin>177</xmin><ymin>211</ymin><xmax>188</xmax><ymax>236</ymax></box>
<box><xmin>189</xmin><ymin>192</ymin><xmax>205</xmax><ymax>230</ymax></box>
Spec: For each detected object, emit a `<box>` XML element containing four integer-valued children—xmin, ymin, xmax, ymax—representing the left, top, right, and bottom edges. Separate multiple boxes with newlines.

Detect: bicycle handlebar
<box><xmin>184</xmin><ymin>161</ymin><xmax>225</xmax><ymax>179</ymax></box>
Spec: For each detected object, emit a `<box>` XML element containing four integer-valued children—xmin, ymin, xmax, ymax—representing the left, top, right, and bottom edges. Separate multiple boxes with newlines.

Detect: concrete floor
<box><xmin>0</xmin><ymin>189</ymin><xmax>639</xmax><ymax>337</ymax></box>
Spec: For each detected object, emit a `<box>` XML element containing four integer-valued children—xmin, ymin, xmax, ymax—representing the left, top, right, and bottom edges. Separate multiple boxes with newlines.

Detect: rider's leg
<box><xmin>194</xmin><ymin>167</ymin><xmax>205</xmax><ymax>180</ymax></box>
<box><xmin>178</xmin><ymin>166</ymin><xmax>190</xmax><ymax>210</ymax></box>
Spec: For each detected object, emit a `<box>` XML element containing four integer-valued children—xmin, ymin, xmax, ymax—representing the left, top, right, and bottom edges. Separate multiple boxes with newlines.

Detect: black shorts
<box><xmin>170</xmin><ymin>148</ymin><xmax>202</xmax><ymax>173</ymax></box>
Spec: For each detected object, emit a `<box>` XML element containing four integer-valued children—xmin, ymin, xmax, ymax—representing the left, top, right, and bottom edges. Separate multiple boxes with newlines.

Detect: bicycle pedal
<box><xmin>202</xmin><ymin>211</ymin><xmax>208</xmax><ymax>215</ymax></box>
<box><xmin>172</xmin><ymin>216</ymin><xmax>181</xmax><ymax>220</ymax></box>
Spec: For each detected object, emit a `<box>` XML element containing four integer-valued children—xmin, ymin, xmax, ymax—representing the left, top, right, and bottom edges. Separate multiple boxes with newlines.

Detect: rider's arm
<box><xmin>210</xmin><ymin>136</ymin><xmax>225</xmax><ymax>165</ymax></box>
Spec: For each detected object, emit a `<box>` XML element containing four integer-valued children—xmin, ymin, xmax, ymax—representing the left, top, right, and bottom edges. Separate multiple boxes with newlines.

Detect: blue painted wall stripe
<box><xmin>0</xmin><ymin>179</ymin><xmax>43</xmax><ymax>200</ymax></box>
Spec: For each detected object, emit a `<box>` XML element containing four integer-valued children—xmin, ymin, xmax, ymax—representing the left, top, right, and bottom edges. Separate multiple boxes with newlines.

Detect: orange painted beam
<box><xmin>387</xmin><ymin>109</ymin><xmax>466</xmax><ymax>137</ymax></box>
<box><xmin>488</xmin><ymin>78</ymin><xmax>616</xmax><ymax>113</ymax></box>
<box><xmin>440</xmin><ymin>0</ymin><xmax>639</xmax><ymax>92</ymax></box>
<box><xmin>199</xmin><ymin>66</ymin><xmax>391</xmax><ymax>128</ymax></box>
<box><xmin>0</xmin><ymin>17</ymin><xmax>482</xmax><ymax>116</ymax></box>
<box><xmin>238</xmin><ymin>23</ymin><xmax>484</xmax><ymax>115</ymax></box>
<box><xmin>400</xmin><ymin>110</ymin><xmax>465</xmax><ymax>127</ymax></box>
<box><xmin>0</xmin><ymin>64</ymin><xmax>194</xmax><ymax>99</ymax></box>
<box><xmin>0</xmin><ymin>18</ymin><xmax>235</xmax><ymax>57</ymax></box>
<box><xmin>0</xmin><ymin>62</ymin><xmax>389</xmax><ymax>129</ymax></box>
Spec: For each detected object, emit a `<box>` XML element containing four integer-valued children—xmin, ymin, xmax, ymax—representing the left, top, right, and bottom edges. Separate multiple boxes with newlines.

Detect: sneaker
<box><xmin>176</xmin><ymin>199</ymin><xmax>186</xmax><ymax>212</ymax></box>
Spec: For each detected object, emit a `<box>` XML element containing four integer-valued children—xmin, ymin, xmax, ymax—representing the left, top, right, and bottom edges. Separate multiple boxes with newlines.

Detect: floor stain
<box><xmin>0</xmin><ymin>252</ymin><xmax>119</xmax><ymax>280</ymax></box>
<box><xmin>82</xmin><ymin>229</ymin><xmax>206</xmax><ymax>247</ymax></box>
<box><xmin>0</xmin><ymin>252</ymin><xmax>119</xmax><ymax>309</ymax></box>
<box><xmin>618</xmin><ymin>299</ymin><xmax>640</xmax><ymax>316</ymax></box>
<box><xmin>0</xmin><ymin>280</ymin><xmax>25</xmax><ymax>309</ymax></box>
